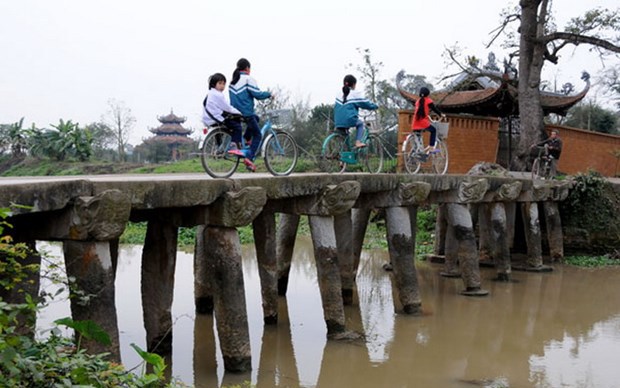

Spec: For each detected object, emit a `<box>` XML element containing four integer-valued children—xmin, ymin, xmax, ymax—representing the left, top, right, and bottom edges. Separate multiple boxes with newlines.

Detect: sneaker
<box><xmin>243</xmin><ymin>158</ymin><xmax>256</xmax><ymax>172</ymax></box>
<box><xmin>429</xmin><ymin>148</ymin><xmax>440</xmax><ymax>154</ymax></box>
<box><xmin>227</xmin><ymin>148</ymin><xmax>245</xmax><ymax>157</ymax></box>
<box><xmin>355</xmin><ymin>140</ymin><xmax>367</xmax><ymax>148</ymax></box>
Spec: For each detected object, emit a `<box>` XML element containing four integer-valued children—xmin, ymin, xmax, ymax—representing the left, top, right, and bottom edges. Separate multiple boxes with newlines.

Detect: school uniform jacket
<box><xmin>334</xmin><ymin>89</ymin><xmax>378</xmax><ymax>128</ymax></box>
<box><xmin>202</xmin><ymin>89</ymin><xmax>241</xmax><ymax>126</ymax></box>
<box><xmin>229</xmin><ymin>72</ymin><xmax>271</xmax><ymax>117</ymax></box>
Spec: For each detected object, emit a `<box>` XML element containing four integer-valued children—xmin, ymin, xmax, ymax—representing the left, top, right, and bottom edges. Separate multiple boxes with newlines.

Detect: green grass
<box><xmin>565</xmin><ymin>255</ymin><xmax>620</xmax><ymax>267</ymax></box>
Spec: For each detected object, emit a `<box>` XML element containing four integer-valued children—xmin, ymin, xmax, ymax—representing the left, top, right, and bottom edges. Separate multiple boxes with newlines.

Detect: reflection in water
<box><xmin>37</xmin><ymin>239</ymin><xmax>620</xmax><ymax>387</ymax></box>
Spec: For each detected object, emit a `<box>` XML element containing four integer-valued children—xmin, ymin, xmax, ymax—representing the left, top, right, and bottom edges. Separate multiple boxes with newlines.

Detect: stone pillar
<box><xmin>141</xmin><ymin>219</ymin><xmax>178</xmax><ymax>353</ymax></box>
<box><xmin>194</xmin><ymin>225</ymin><xmax>213</xmax><ymax>314</ymax></box>
<box><xmin>253</xmin><ymin>211</ymin><xmax>278</xmax><ymax>324</ymax></box>
<box><xmin>520</xmin><ymin>202</ymin><xmax>544</xmax><ymax>269</ymax></box>
<box><xmin>505</xmin><ymin>202</ymin><xmax>517</xmax><ymax>250</ymax></box>
<box><xmin>351</xmin><ymin>208</ymin><xmax>371</xmax><ymax>275</ymax></box>
<box><xmin>446</xmin><ymin>203</ymin><xmax>488</xmax><ymax>296</ymax></box>
<box><xmin>63</xmin><ymin>241</ymin><xmax>120</xmax><ymax>360</ymax></box>
<box><xmin>276</xmin><ymin>213</ymin><xmax>300</xmax><ymax>296</ymax></box>
<box><xmin>477</xmin><ymin>204</ymin><xmax>493</xmax><ymax>265</ymax></box>
<box><xmin>434</xmin><ymin>204</ymin><xmax>447</xmax><ymax>256</ymax></box>
<box><xmin>334</xmin><ymin>210</ymin><xmax>355</xmax><ymax>305</ymax></box>
<box><xmin>308</xmin><ymin>215</ymin><xmax>346</xmax><ymax>337</ymax></box>
<box><xmin>385</xmin><ymin>206</ymin><xmax>422</xmax><ymax>314</ymax></box>
<box><xmin>205</xmin><ymin>226</ymin><xmax>251</xmax><ymax>372</ymax></box>
<box><xmin>543</xmin><ymin>201</ymin><xmax>564</xmax><ymax>262</ymax></box>
<box><xmin>440</xmin><ymin>207</ymin><xmax>460</xmax><ymax>277</ymax></box>
<box><xmin>490</xmin><ymin>202</ymin><xmax>511</xmax><ymax>280</ymax></box>
<box><xmin>201</xmin><ymin>186</ymin><xmax>266</xmax><ymax>373</ymax></box>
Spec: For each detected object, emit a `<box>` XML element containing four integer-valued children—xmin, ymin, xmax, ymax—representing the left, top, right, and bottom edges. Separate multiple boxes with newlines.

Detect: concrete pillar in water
<box><xmin>253</xmin><ymin>211</ymin><xmax>278</xmax><ymax>324</ymax></box>
<box><xmin>194</xmin><ymin>225</ymin><xmax>213</xmax><ymax>314</ymax></box>
<box><xmin>543</xmin><ymin>201</ymin><xmax>564</xmax><ymax>262</ymax></box>
<box><xmin>276</xmin><ymin>213</ymin><xmax>300</xmax><ymax>296</ymax></box>
<box><xmin>308</xmin><ymin>215</ymin><xmax>346</xmax><ymax>337</ymax></box>
<box><xmin>521</xmin><ymin>202</ymin><xmax>544</xmax><ymax>269</ymax></box>
<box><xmin>141</xmin><ymin>219</ymin><xmax>178</xmax><ymax>353</ymax></box>
<box><xmin>490</xmin><ymin>202</ymin><xmax>511</xmax><ymax>280</ymax></box>
<box><xmin>440</xmin><ymin>206</ymin><xmax>460</xmax><ymax>278</ymax></box>
<box><xmin>334</xmin><ymin>210</ymin><xmax>355</xmax><ymax>305</ymax></box>
<box><xmin>446</xmin><ymin>203</ymin><xmax>488</xmax><ymax>296</ymax></box>
<box><xmin>351</xmin><ymin>208</ymin><xmax>371</xmax><ymax>276</ymax></box>
<box><xmin>476</xmin><ymin>204</ymin><xmax>493</xmax><ymax>265</ymax></box>
<box><xmin>385</xmin><ymin>206</ymin><xmax>422</xmax><ymax>314</ymax></box>
<box><xmin>199</xmin><ymin>187</ymin><xmax>266</xmax><ymax>372</ymax></box>
<box><xmin>204</xmin><ymin>226</ymin><xmax>251</xmax><ymax>372</ymax></box>
<box><xmin>434</xmin><ymin>204</ymin><xmax>447</xmax><ymax>256</ymax></box>
<box><xmin>63</xmin><ymin>241</ymin><xmax>120</xmax><ymax>360</ymax></box>
<box><xmin>490</xmin><ymin>181</ymin><xmax>523</xmax><ymax>280</ymax></box>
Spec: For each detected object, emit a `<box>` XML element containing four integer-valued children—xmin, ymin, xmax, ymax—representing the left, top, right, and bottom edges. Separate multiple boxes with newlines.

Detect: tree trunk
<box><xmin>514</xmin><ymin>0</ymin><xmax>548</xmax><ymax>171</ymax></box>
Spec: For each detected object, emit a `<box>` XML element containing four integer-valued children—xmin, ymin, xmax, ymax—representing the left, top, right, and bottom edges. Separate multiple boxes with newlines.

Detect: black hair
<box><xmin>342</xmin><ymin>74</ymin><xmax>357</xmax><ymax>103</ymax></box>
<box><xmin>232</xmin><ymin>58</ymin><xmax>251</xmax><ymax>85</ymax></box>
<box><xmin>208</xmin><ymin>73</ymin><xmax>226</xmax><ymax>89</ymax></box>
<box><xmin>415</xmin><ymin>87</ymin><xmax>431</xmax><ymax>120</ymax></box>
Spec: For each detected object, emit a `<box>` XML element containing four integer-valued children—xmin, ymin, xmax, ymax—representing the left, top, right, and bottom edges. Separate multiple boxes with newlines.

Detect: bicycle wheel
<box><xmin>200</xmin><ymin>128</ymin><xmax>239</xmax><ymax>178</ymax></box>
<box><xmin>402</xmin><ymin>135</ymin><xmax>422</xmax><ymax>174</ymax></box>
<box><xmin>363</xmin><ymin>135</ymin><xmax>384</xmax><ymax>173</ymax></box>
<box><xmin>431</xmin><ymin>140</ymin><xmax>449</xmax><ymax>175</ymax></box>
<box><xmin>319</xmin><ymin>133</ymin><xmax>347</xmax><ymax>173</ymax></box>
<box><xmin>531</xmin><ymin>158</ymin><xmax>541</xmax><ymax>180</ymax></box>
<box><xmin>264</xmin><ymin>130</ymin><xmax>298</xmax><ymax>176</ymax></box>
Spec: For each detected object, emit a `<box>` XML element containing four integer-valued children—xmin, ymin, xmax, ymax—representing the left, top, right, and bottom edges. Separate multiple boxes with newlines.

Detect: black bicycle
<box><xmin>530</xmin><ymin>145</ymin><xmax>555</xmax><ymax>180</ymax></box>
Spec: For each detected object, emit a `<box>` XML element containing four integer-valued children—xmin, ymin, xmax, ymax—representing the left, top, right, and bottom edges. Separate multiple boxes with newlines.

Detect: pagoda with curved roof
<box><xmin>397</xmin><ymin>57</ymin><xmax>590</xmax><ymax>117</ymax></box>
<box><xmin>145</xmin><ymin>109</ymin><xmax>194</xmax><ymax>161</ymax></box>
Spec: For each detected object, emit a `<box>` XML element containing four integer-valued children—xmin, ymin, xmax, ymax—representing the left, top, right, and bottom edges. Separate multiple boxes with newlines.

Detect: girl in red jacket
<box><xmin>411</xmin><ymin>87</ymin><xmax>444</xmax><ymax>152</ymax></box>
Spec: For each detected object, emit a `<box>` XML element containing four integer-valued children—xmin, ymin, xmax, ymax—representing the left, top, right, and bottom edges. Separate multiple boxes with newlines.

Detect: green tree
<box><xmin>0</xmin><ymin>118</ymin><xmax>28</xmax><ymax>158</ymax></box>
<box><xmin>26</xmin><ymin>120</ymin><xmax>92</xmax><ymax>161</ymax></box>
<box><xmin>565</xmin><ymin>101</ymin><xmax>619</xmax><ymax>134</ymax></box>
<box><xmin>84</xmin><ymin>122</ymin><xmax>116</xmax><ymax>159</ymax></box>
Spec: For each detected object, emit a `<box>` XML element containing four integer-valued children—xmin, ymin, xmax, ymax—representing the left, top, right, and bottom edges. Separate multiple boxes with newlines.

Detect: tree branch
<box><xmin>542</xmin><ymin>32</ymin><xmax>620</xmax><ymax>53</ymax></box>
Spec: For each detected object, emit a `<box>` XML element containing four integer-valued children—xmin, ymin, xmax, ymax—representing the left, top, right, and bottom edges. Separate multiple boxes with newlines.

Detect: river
<box><xmin>37</xmin><ymin>238</ymin><xmax>620</xmax><ymax>388</ymax></box>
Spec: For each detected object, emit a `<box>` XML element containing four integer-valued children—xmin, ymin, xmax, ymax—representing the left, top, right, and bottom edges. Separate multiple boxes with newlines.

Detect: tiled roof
<box><xmin>398</xmin><ymin>75</ymin><xmax>589</xmax><ymax>117</ymax></box>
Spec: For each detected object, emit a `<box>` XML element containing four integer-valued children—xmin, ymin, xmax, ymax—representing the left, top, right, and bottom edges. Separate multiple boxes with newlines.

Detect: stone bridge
<box><xmin>0</xmin><ymin>173</ymin><xmax>569</xmax><ymax>372</ymax></box>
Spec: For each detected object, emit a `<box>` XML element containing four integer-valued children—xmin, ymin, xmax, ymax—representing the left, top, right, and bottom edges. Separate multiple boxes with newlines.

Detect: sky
<box><xmin>1</xmin><ymin>0</ymin><xmax>618</xmax><ymax>144</ymax></box>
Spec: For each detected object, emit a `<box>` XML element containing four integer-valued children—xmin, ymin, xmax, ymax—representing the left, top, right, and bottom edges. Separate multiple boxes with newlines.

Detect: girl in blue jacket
<box><xmin>229</xmin><ymin>58</ymin><xmax>272</xmax><ymax>163</ymax></box>
<box><xmin>334</xmin><ymin>74</ymin><xmax>378</xmax><ymax>148</ymax></box>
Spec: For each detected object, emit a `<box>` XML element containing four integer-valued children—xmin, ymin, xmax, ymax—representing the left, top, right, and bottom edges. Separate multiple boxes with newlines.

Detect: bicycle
<box><xmin>319</xmin><ymin>117</ymin><xmax>384</xmax><ymax>174</ymax></box>
<box><xmin>402</xmin><ymin>117</ymin><xmax>449</xmax><ymax>175</ymax></box>
<box><xmin>530</xmin><ymin>144</ymin><xmax>555</xmax><ymax>180</ymax></box>
<box><xmin>200</xmin><ymin>111</ymin><xmax>298</xmax><ymax>178</ymax></box>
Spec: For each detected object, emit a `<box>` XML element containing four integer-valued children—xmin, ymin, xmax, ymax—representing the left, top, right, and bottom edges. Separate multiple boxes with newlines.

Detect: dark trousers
<box><xmin>224</xmin><ymin>118</ymin><xmax>243</xmax><ymax>144</ymax></box>
<box><xmin>243</xmin><ymin>115</ymin><xmax>262</xmax><ymax>160</ymax></box>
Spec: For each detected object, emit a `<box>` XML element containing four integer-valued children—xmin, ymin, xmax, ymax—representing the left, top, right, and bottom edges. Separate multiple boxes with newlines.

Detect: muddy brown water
<box><xmin>37</xmin><ymin>238</ymin><xmax>620</xmax><ymax>388</ymax></box>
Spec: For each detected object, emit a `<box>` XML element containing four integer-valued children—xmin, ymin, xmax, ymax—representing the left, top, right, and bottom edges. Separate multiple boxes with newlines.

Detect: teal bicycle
<box><xmin>319</xmin><ymin>120</ymin><xmax>384</xmax><ymax>174</ymax></box>
<box><xmin>200</xmin><ymin>110</ymin><xmax>298</xmax><ymax>178</ymax></box>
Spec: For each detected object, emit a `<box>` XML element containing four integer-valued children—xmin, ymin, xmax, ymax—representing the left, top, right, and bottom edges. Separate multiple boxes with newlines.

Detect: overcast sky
<box><xmin>1</xmin><ymin>0</ymin><xmax>618</xmax><ymax>144</ymax></box>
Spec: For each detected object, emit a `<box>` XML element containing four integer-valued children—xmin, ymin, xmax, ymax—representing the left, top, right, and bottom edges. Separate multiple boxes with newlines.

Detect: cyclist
<box><xmin>410</xmin><ymin>86</ymin><xmax>444</xmax><ymax>153</ymax></box>
<box><xmin>202</xmin><ymin>73</ymin><xmax>244</xmax><ymax>156</ymax></box>
<box><xmin>533</xmin><ymin>129</ymin><xmax>562</xmax><ymax>176</ymax></box>
<box><xmin>334</xmin><ymin>74</ymin><xmax>378</xmax><ymax>148</ymax></box>
<box><xmin>229</xmin><ymin>58</ymin><xmax>273</xmax><ymax>172</ymax></box>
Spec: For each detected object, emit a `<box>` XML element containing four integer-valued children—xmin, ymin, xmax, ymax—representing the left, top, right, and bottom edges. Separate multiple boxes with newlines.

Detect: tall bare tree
<box><xmin>491</xmin><ymin>2</ymin><xmax>620</xmax><ymax>168</ymax></box>
<box><xmin>103</xmin><ymin>99</ymin><xmax>135</xmax><ymax>162</ymax></box>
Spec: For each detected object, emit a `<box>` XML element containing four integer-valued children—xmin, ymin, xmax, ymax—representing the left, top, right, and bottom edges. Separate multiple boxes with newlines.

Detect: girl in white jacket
<box><xmin>202</xmin><ymin>73</ymin><xmax>247</xmax><ymax>158</ymax></box>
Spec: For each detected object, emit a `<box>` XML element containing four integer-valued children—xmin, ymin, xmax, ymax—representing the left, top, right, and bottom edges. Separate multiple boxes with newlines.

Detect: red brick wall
<box><xmin>545</xmin><ymin>124</ymin><xmax>620</xmax><ymax>177</ymax></box>
<box><xmin>398</xmin><ymin>111</ymin><xmax>620</xmax><ymax>176</ymax></box>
